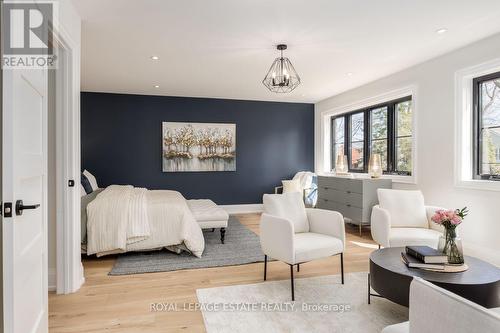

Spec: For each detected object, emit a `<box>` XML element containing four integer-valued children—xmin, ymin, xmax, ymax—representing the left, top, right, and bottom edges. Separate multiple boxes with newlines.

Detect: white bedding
<box><xmin>86</xmin><ymin>185</ymin><xmax>205</xmax><ymax>257</ymax></box>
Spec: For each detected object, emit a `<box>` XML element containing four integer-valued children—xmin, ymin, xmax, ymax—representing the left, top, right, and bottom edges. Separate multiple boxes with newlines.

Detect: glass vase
<box><xmin>438</xmin><ymin>228</ymin><xmax>464</xmax><ymax>265</ymax></box>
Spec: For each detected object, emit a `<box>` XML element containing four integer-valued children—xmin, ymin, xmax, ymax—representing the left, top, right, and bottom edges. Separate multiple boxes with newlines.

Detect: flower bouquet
<box><xmin>431</xmin><ymin>207</ymin><xmax>468</xmax><ymax>265</ymax></box>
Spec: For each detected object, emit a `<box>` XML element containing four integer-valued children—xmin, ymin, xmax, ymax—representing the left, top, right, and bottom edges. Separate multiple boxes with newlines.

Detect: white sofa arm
<box><xmin>425</xmin><ymin>205</ymin><xmax>446</xmax><ymax>232</ymax></box>
<box><xmin>306</xmin><ymin>208</ymin><xmax>345</xmax><ymax>251</ymax></box>
<box><xmin>371</xmin><ymin>205</ymin><xmax>391</xmax><ymax>248</ymax></box>
<box><xmin>259</xmin><ymin>213</ymin><xmax>295</xmax><ymax>264</ymax></box>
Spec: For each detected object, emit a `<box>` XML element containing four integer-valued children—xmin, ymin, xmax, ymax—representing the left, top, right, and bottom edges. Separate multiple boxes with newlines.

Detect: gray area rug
<box><xmin>109</xmin><ymin>216</ymin><xmax>265</xmax><ymax>275</ymax></box>
<box><xmin>197</xmin><ymin>272</ymin><xmax>409</xmax><ymax>333</ymax></box>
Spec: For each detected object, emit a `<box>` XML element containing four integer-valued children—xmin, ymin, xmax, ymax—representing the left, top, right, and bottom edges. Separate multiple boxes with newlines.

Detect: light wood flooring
<box><xmin>49</xmin><ymin>214</ymin><xmax>378</xmax><ymax>332</ymax></box>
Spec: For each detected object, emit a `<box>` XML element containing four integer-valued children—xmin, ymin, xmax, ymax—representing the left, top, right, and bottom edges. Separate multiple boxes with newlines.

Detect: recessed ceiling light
<box><xmin>150</xmin><ymin>55</ymin><xmax>160</xmax><ymax>60</ymax></box>
<box><xmin>436</xmin><ymin>28</ymin><xmax>448</xmax><ymax>34</ymax></box>
<box><xmin>347</xmin><ymin>72</ymin><xmax>353</xmax><ymax>76</ymax></box>
<box><xmin>154</xmin><ymin>85</ymin><xmax>160</xmax><ymax>88</ymax></box>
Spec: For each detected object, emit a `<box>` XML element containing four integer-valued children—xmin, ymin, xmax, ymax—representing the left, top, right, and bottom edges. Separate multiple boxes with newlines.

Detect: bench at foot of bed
<box><xmin>187</xmin><ymin>199</ymin><xmax>229</xmax><ymax>244</ymax></box>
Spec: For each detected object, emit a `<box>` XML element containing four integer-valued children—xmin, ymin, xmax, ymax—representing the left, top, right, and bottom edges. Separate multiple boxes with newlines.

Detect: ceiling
<box><xmin>74</xmin><ymin>0</ymin><xmax>500</xmax><ymax>103</ymax></box>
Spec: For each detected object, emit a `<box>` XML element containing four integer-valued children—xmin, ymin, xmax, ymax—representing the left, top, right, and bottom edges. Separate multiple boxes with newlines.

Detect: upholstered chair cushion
<box><xmin>263</xmin><ymin>192</ymin><xmax>309</xmax><ymax>233</ymax></box>
<box><xmin>378</xmin><ymin>189</ymin><xmax>428</xmax><ymax>228</ymax></box>
<box><xmin>389</xmin><ymin>228</ymin><xmax>441</xmax><ymax>248</ymax></box>
<box><xmin>293</xmin><ymin>233</ymin><xmax>343</xmax><ymax>263</ymax></box>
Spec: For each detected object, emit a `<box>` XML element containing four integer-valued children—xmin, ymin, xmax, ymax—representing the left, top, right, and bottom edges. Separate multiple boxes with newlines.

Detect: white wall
<box><xmin>315</xmin><ymin>32</ymin><xmax>500</xmax><ymax>266</ymax></box>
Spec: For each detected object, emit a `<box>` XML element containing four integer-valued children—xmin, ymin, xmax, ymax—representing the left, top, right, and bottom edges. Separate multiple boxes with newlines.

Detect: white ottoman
<box><xmin>187</xmin><ymin>199</ymin><xmax>229</xmax><ymax>243</ymax></box>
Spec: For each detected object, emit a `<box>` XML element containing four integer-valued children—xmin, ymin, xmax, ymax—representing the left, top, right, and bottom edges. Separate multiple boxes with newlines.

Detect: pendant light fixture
<box><xmin>262</xmin><ymin>44</ymin><xmax>301</xmax><ymax>93</ymax></box>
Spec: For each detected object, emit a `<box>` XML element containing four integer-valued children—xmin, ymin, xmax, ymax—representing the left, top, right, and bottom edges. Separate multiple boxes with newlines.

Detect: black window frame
<box><xmin>473</xmin><ymin>70</ymin><xmax>500</xmax><ymax>181</ymax></box>
<box><xmin>330</xmin><ymin>96</ymin><xmax>413</xmax><ymax>175</ymax></box>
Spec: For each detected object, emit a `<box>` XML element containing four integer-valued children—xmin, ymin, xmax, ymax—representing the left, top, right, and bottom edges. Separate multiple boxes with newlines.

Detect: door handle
<box><xmin>15</xmin><ymin>200</ymin><xmax>40</xmax><ymax>216</ymax></box>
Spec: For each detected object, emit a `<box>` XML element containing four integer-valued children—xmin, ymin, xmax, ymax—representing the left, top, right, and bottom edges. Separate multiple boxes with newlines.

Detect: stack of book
<box><xmin>401</xmin><ymin>246</ymin><xmax>448</xmax><ymax>270</ymax></box>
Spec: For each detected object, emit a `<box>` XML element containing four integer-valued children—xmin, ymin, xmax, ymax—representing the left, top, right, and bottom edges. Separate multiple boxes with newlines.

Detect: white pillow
<box><xmin>263</xmin><ymin>192</ymin><xmax>309</xmax><ymax>233</ymax></box>
<box><xmin>378</xmin><ymin>189</ymin><xmax>428</xmax><ymax>228</ymax></box>
<box><xmin>282</xmin><ymin>179</ymin><xmax>302</xmax><ymax>194</ymax></box>
<box><xmin>83</xmin><ymin>170</ymin><xmax>99</xmax><ymax>191</ymax></box>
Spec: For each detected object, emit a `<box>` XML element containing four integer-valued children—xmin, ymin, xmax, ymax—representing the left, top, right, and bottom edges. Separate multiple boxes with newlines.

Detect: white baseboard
<box><xmin>48</xmin><ymin>267</ymin><xmax>56</xmax><ymax>292</ymax></box>
<box><xmin>220</xmin><ymin>204</ymin><xmax>263</xmax><ymax>215</ymax></box>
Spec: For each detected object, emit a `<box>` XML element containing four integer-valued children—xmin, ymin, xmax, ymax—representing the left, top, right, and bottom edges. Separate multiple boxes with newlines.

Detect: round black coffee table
<box><xmin>368</xmin><ymin>247</ymin><xmax>500</xmax><ymax>308</ymax></box>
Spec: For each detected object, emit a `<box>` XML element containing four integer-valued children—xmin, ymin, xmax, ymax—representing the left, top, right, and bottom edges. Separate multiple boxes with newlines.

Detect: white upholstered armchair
<box><xmin>260</xmin><ymin>192</ymin><xmax>345</xmax><ymax>301</ymax></box>
<box><xmin>371</xmin><ymin>189</ymin><xmax>444</xmax><ymax>248</ymax></box>
<box><xmin>382</xmin><ymin>277</ymin><xmax>500</xmax><ymax>333</ymax></box>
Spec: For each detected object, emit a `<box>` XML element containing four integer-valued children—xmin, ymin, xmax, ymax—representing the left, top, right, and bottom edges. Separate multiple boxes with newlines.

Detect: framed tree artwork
<box><xmin>162</xmin><ymin>122</ymin><xmax>236</xmax><ymax>172</ymax></box>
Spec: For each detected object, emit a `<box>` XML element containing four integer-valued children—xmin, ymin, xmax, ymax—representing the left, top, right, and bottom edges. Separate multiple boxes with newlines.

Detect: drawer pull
<box><xmin>346</xmin><ymin>191</ymin><xmax>351</xmax><ymax>194</ymax></box>
<box><xmin>346</xmin><ymin>204</ymin><xmax>351</xmax><ymax>207</ymax></box>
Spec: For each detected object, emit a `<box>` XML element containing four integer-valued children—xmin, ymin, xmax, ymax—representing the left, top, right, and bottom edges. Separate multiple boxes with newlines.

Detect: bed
<box><xmin>81</xmin><ymin>184</ymin><xmax>205</xmax><ymax>258</ymax></box>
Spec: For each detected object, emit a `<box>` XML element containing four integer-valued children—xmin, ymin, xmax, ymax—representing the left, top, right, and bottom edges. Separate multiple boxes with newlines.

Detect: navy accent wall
<box><xmin>81</xmin><ymin>92</ymin><xmax>314</xmax><ymax>204</ymax></box>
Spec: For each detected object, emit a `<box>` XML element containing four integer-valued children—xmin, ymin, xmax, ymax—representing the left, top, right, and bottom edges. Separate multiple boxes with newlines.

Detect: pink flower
<box><xmin>431</xmin><ymin>209</ymin><xmax>463</xmax><ymax>226</ymax></box>
<box><xmin>451</xmin><ymin>215</ymin><xmax>462</xmax><ymax>225</ymax></box>
<box><xmin>431</xmin><ymin>210</ymin><xmax>445</xmax><ymax>224</ymax></box>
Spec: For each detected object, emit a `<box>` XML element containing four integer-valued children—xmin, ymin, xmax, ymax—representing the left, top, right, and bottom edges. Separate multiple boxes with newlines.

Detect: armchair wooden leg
<box><xmin>297</xmin><ymin>264</ymin><xmax>300</xmax><ymax>272</ymax></box>
<box><xmin>264</xmin><ymin>255</ymin><xmax>267</xmax><ymax>281</ymax></box>
<box><xmin>290</xmin><ymin>264</ymin><xmax>295</xmax><ymax>301</ymax></box>
<box><xmin>340</xmin><ymin>253</ymin><xmax>344</xmax><ymax>285</ymax></box>
<box><xmin>378</xmin><ymin>244</ymin><xmax>381</xmax><ymax>249</ymax></box>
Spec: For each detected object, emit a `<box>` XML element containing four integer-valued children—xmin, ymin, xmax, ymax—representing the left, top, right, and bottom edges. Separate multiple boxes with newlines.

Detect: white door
<box><xmin>2</xmin><ymin>67</ymin><xmax>48</xmax><ymax>333</ymax></box>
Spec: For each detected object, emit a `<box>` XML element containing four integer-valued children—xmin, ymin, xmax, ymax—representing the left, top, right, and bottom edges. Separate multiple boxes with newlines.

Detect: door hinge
<box><xmin>3</xmin><ymin>202</ymin><xmax>13</xmax><ymax>218</ymax></box>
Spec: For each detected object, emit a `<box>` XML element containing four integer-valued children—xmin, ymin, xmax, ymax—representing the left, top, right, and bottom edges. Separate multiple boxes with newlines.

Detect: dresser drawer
<box><xmin>318</xmin><ymin>176</ymin><xmax>363</xmax><ymax>194</ymax></box>
<box><xmin>316</xmin><ymin>198</ymin><xmax>348</xmax><ymax>217</ymax></box>
<box><xmin>316</xmin><ymin>198</ymin><xmax>363</xmax><ymax>222</ymax></box>
<box><xmin>318</xmin><ymin>186</ymin><xmax>363</xmax><ymax>208</ymax></box>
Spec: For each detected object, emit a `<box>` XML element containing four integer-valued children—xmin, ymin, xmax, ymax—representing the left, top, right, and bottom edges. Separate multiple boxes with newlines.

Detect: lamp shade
<box><xmin>335</xmin><ymin>154</ymin><xmax>348</xmax><ymax>174</ymax></box>
<box><xmin>368</xmin><ymin>154</ymin><xmax>382</xmax><ymax>178</ymax></box>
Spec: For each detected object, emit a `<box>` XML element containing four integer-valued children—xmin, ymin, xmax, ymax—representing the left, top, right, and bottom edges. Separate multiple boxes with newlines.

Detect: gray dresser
<box><xmin>316</xmin><ymin>176</ymin><xmax>392</xmax><ymax>234</ymax></box>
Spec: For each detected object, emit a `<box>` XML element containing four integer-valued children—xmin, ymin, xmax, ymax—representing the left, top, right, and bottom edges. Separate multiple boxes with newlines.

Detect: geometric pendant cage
<box><xmin>262</xmin><ymin>44</ymin><xmax>301</xmax><ymax>93</ymax></box>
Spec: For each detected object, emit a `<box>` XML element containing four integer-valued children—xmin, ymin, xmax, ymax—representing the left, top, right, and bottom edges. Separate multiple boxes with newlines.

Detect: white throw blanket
<box><xmin>86</xmin><ymin>185</ymin><xmax>205</xmax><ymax>257</ymax></box>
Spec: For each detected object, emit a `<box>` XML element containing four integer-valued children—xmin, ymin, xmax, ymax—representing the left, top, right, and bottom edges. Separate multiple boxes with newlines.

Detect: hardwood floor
<box><xmin>49</xmin><ymin>214</ymin><xmax>378</xmax><ymax>332</ymax></box>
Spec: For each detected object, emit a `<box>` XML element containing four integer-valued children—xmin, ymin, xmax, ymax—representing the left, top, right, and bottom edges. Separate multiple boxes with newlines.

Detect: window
<box><xmin>349</xmin><ymin>112</ymin><xmax>364</xmax><ymax>170</ymax></box>
<box><xmin>332</xmin><ymin>117</ymin><xmax>345</xmax><ymax>166</ymax></box>
<box><xmin>473</xmin><ymin>71</ymin><xmax>500</xmax><ymax>180</ymax></box>
<box><xmin>395</xmin><ymin>101</ymin><xmax>412</xmax><ymax>173</ymax></box>
<box><xmin>331</xmin><ymin>96</ymin><xmax>413</xmax><ymax>175</ymax></box>
<box><xmin>370</xmin><ymin>107</ymin><xmax>388</xmax><ymax>170</ymax></box>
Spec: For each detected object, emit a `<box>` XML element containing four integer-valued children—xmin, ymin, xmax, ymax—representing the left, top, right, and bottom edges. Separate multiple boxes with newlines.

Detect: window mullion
<box><xmin>330</xmin><ymin>117</ymin><xmax>335</xmax><ymax>171</ymax></box>
<box><xmin>364</xmin><ymin>110</ymin><xmax>370</xmax><ymax>173</ymax></box>
<box><xmin>473</xmin><ymin>78</ymin><xmax>481</xmax><ymax>179</ymax></box>
<box><xmin>344</xmin><ymin>114</ymin><xmax>351</xmax><ymax>171</ymax></box>
<box><xmin>388</xmin><ymin>103</ymin><xmax>395</xmax><ymax>173</ymax></box>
